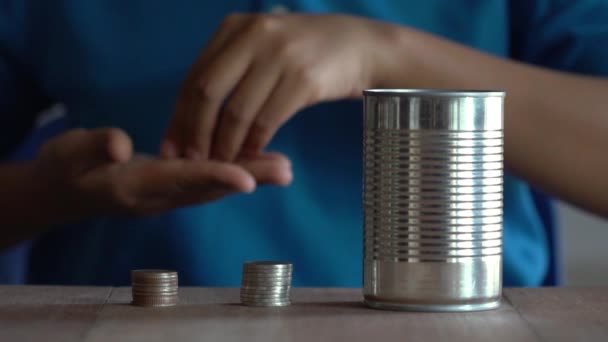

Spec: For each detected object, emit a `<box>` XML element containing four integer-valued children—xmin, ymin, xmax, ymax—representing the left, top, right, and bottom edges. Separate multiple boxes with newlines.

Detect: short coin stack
<box><xmin>131</xmin><ymin>269</ymin><xmax>179</xmax><ymax>307</ymax></box>
<box><xmin>240</xmin><ymin>261</ymin><xmax>293</xmax><ymax>307</ymax></box>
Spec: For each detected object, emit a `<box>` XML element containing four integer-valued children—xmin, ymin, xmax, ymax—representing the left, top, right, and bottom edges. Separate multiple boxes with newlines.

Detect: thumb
<box><xmin>50</xmin><ymin>128</ymin><xmax>133</xmax><ymax>171</ymax></box>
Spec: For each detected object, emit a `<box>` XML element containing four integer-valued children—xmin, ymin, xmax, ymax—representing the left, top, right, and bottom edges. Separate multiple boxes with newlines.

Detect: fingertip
<box><xmin>274</xmin><ymin>156</ymin><xmax>293</xmax><ymax>186</ymax></box>
<box><xmin>273</xmin><ymin>153</ymin><xmax>292</xmax><ymax>170</ymax></box>
<box><xmin>160</xmin><ymin>140</ymin><xmax>178</xmax><ymax>159</ymax></box>
<box><xmin>208</xmin><ymin>162</ymin><xmax>257</xmax><ymax>194</ymax></box>
<box><xmin>105</xmin><ymin>128</ymin><xmax>133</xmax><ymax>163</ymax></box>
<box><xmin>276</xmin><ymin>167</ymin><xmax>293</xmax><ymax>186</ymax></box>
<box><xmin>241</xmin><ymin>175</ymin><xmax>257</xmax><ymax>193</ymax></box>
<box><xmin>186</xmin><ymin>148</ymin><xmax>203</xmax><ymax>161</ymax></box>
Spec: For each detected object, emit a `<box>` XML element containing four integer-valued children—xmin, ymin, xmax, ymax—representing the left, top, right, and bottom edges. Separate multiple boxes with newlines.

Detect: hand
<box><xmin>36</xmin><ymin>128</ymin><xmax>292</xmax><ymax>218</ymax></box>
<box><xmin>162</xmin><ymin>13</ymin><xmax>396</xmax><ymax>161</ymax></box>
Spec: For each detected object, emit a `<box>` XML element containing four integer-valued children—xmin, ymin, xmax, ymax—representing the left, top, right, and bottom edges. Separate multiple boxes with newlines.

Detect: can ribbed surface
<box><xmin>363</xmin><ymin>89</ymin><xmax>505</xmax><ymax>312</ymax></box>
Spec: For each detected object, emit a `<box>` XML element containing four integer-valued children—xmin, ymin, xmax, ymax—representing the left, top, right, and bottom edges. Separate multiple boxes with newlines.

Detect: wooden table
<box><xmin>1</xmin><ymin>286</ymin><xmax>606</xmax><ymax>341</ymax></box>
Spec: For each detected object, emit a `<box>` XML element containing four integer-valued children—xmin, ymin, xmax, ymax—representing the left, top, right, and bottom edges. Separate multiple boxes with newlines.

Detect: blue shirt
<box><xmin>1</xmin><ymin>0</ymin><xmax>608</xmax><ymax>286</ymax></box>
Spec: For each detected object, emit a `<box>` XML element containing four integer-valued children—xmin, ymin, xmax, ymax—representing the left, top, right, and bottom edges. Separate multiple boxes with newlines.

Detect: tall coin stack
<box><xmin>131</xmin><ymin>269</ymin><xmax>179</xmax><ymax>307</ymax></box>
<box><xmin>240</xmin><ymin>261</ymin><xmax>292</xmax><ymax>307</ymax></box>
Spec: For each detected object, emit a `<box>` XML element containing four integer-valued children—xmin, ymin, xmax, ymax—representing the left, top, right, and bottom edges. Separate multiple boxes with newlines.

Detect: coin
<box><xmin>131</xmin><ymin>270</ymin><xmax>179</xmax><ymax>307</ymax></box>
<box><xmin>240</xmin><ymin>261</ymin><xmax>293</xmax><ymax>307</ymax></box>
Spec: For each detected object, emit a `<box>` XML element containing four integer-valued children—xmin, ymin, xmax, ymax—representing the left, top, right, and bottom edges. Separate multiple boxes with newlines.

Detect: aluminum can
<box><xmin>363</xmin><ymin>89</ymin><xmax>505</xmax><ymax>311</ymax></box>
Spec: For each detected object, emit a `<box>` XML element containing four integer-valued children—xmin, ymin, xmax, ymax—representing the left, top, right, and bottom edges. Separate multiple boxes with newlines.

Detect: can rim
<box><xmin>363</xmin><ymin>89</ymin><xmax>506</xmax><ymax>97</ymax></box>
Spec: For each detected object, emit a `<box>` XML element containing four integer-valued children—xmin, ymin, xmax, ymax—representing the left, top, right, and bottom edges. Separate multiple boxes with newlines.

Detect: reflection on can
<box><xmin>363</xmin><ymin>89</ymin><xmax>505</xmax><ymax>312</ymax></box>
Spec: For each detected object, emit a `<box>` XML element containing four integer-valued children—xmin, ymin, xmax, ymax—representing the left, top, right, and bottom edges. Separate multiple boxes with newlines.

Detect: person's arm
<box><xmin>372</xmin><ymin>0</ymin><xmax>608</xmax><ymax>217</ymax></box>
<box><xmin>0</xmin><ymin>126</ymin><xmax>292</xmax><ymax>251</ymax></box>
<box><xmin>0</xmin><ymin>162</ymin><xmax>66</xmax><ymax>248</ymax></box>
<box><xmin>0</xmin><ymin>8</ymin><xmax>293</xmax><ymax>252</ymax></box>
<box><xmin>165</xmin><ymin>2</ymin><xmax>608</xmax><ymax>216</ymax></box>
<box><xmin>0</xmin><ymin>9</ymin><xmax>60</xmax><ymax>246</ymax></box>
<box><xmin>375</xmin><ymin>27</ymin><xmax>608</xmax><ymax>217</ymax></box>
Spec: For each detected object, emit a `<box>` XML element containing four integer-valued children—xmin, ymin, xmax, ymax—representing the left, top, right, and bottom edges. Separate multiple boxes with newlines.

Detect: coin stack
<box><xmin>131</xmin><ymin>269</ymin><xmax>179</xmax><ymax>307</ymax></box>
<box><xmin>240</xmin><ymin>261</ymin><xmax>293</xmax><ymax>307</ymax></box>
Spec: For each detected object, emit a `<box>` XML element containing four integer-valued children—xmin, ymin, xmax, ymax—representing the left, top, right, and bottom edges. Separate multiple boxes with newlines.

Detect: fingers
<box><xmin>165</xmin><ymin>13</ymin><xmax>340</xmax><ymax>161</ymax></box>
<box><xmin>237</xmin><ymin>152</ymin><xmax>292</xmax><ymax>186</ymax></box>
<box><xmin>99</xmin><ymin>158</ymin><xmax>257</xmax><ymax>214</ymax></box>
<box><xmin>81</xmin><ymin>150</ymin><xmax>293</xmax><ymax>216</ymax></box>
<box><xmin>169</xmin><ymin>153</ymin><xmax>293</xmax><ymax>208</ymax></box>
<box><xmin>185</xmin><ymin>26</ymin><xmax>260</xmax><ymax>160</ymax></box>
<box><xmin>211</xmin><ymin>59</ymin><xmax>282</xmax><ymax>161</ymax></box>
<box><xmin>104</xmin><ymin>129</ymin><xmax>133</xmax><ymax>163</ymax></box>
<box><xmin>165</xmin><ymin>15</ymin><xmax>301</xmax><ymax>161</ymax></box>
<box><xmin>46</xmin><ymin>128</ymin><xmax>133</xmax><ymax>173</ymax></box>
<box><xmin>162</xmin><ymin>14</ymin><xmax>249</xmax><ymax>159</ymax></box>
<box><xmin>187</xmin><ymin>13</ymin><xmax>251</xmax><ymax>82</ymax></box>
<box><xmin>139</xmin><ymin>159</ymin><xmax>257</xmax><ymax>195</ymax></box>
<box><xmin>242</xmin><ymin>72</ymin><xmax>310</xmax><ymax>153</ymax></box>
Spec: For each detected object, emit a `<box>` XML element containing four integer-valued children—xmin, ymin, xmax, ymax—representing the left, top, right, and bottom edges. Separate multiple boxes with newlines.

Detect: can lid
<box><xmin>363</xmin><ymin>89</ymin><xmax>506</xmax><ymax>97</ymax></box>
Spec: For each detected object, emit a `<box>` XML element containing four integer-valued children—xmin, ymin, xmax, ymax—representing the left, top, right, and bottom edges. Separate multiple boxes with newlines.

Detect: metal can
<box><xmin>363</xmin><ymin>89</ymin><xmax>505</xmax><ymax>312</ymax></box>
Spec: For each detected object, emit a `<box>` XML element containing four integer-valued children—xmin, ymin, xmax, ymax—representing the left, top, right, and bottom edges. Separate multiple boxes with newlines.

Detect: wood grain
<box><xmin>0</xmin><ymin>285</ymin><xmax>111</xmax><ymax>342</ymax></box>
<box><xmin>83</xmin><ymin>287</ymin><xmax>538</xmax><ymax>342</ymax></box>
<box><xmin>2</xmin><ymin>286</ymin><xmax>607</xmax><ymax>341</ymax></box>
<box><xmin>505</xmin><ymin>287</ymin><xmax>608</xmax><ymax>342</ymax></box>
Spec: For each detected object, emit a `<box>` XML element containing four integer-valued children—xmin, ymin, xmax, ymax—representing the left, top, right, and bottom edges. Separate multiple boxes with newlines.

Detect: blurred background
<box><xmin>1</xmin><ymin>106</ymin><xmax>607</xmax><ymax>286</ymax></box>
<box><xmin>561</xmin><ymin>202</ymin><xmax>608</xmax><ymax>285</ymax></box>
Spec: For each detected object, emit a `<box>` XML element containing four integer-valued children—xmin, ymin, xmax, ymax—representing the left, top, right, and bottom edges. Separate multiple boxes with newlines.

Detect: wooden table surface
<box><xmin>1</xmin><ymin>286</ymin><xmax>607</xmax><ymax>341</ymax></box>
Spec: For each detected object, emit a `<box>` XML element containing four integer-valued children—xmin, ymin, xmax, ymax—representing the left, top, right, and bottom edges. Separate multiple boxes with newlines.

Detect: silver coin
<box><xmin>243</xmin><ymin>269</ymin><xmax>292</xmax><ymax>274</ymax></box>
<box><xmin>241</xmin><ymin>277</ymin><xmax>291</xmax><ymax>283</ymax></box>
<box><xmin>240</xmin><ymin>293</ymin><xmax>290</xmax><ymax>298</ymax></box>
<box><xmin>242</xmin><ymin>276</ymin><xmax>291</xmax><ymax>281</ymax></box>
<box><xmin>131</xmin><ymin>282</ymin><xmax>178</xmax><ymax>287</ymax></box>
<box><xmin>132</xmin><ymin>280</ymin><xmax>178</xmax><ymax>285</ymax></box>
<box><xmin>133</xmin><ymin>291</ymin><xmax>179</xmax><ymax>296</ymax></box>
<box><xmin>131</xmin><ymin>270</ymin><xmax>178</xmax><ymax>279</ymax></box>
<box><xmin>243</xmin><ymin>265</ymin><xmax>292</xmax><ymax>269</ymax></box>
<box><xmin>242</xmin><ymin>277</ymin><xmax>291</xmax><ymax>282</ymax></box>
<box><xmin>242</xmin><ymin>272</ymin><xmax>291</xmax><ymax>277</ymax></box>
<box><xmin>241</xmin><ymin>302</ymin><xmax>291</xmax><ymax>307</ymax></box>
<box><xmin>241</xmin><ymin>297</ymin><xmax>290</xmax><ymax>301</ymax></box>
<box><xmin>132</xmin><ymin>284</ymin><xmax>179</xmax><ymax>289</ymax></box>
<box><xmin>244</xmin><ymin>261</ymin><xmax>292</xmax><ymax>267</ymax></box>
<box><xmin>132</xmin><ymin>287</ymin><xmax>179</xmax><ymax>293</ymax></box>
<box><xmin>132</xmin><ymin>302</ymin><xmax>178</xmax><ymax>308</ymax></box>
<box><xmin>243</xmin><ymin>266</ymin><xmax>292</xmax><ymax>270</ymax></box>
<box><xmin>241</xmin><ymin>284</ymin><xmax>290</xmax><ymax>289</ymax></box>
<box><xmin>130</xmin><ymin>269</ymin><xmax>180</xmax><ymax>308</ymax></box>
<box><xmin>241</xmin><ymin>279</ymin><xmax>291</xmax><ymax>284</ymax></box>
<box><xmin>242</xmin><ymin>272</ymin><xmax>291</xmax><ymax>276</ymax></box>
<box><xmin>132</xmin><ymin>294</ymin><xmax>179</xmax><ymax>299</ymax></box>
<box><xmin>240</xmin><ymin>261</ymin><xmax>293</xmax><ymax>307</ymax></box>
<box><xmin>240</xmin><ymin>290</ymin><xmax>290</xmax><ymax>295</ymax></box>
<box><xmin>241</xmin><ymin>300</ymin><xmax>291</xmax><ymax>306</ymax></box>
<box><xmin>241</xmin><ymin>284</ymin><xmax>290</xmax><ymax>288</ymax></box>
<box><xmin>242</xmin><ymin>269</ymin><xmax>292</xmax><ymax>274</ymax></box>
<box><xmin>240</xmin><ymin>291</ymin><xmax>291</xmax><ymax>296</ymax></box>
<box><xmin>241</xmin><ymin>281</ymin><xmax>291</xmax><ymax>286</ymax></box>
<box><xmin>132</xmin><ymin>279</ymin><xmax>179</xmax><ymax>284</ymax></box>
<box><xmin>241</xmin><ymin>297</ymin><xmax>290</xmax><ymax>302</ymax></box>
<box><xmin>240</xmin><ymin>288</ymin><xmax>290</xmax><ymax>293</ymax></box>
<box><xmin>132</xmin><ymin>297</ymin><xmax>179</xmax><ymax>307</ymax></box>
<box><xmin>132</xmin><ymin>298</ymin><xmax>179</xmax><ymax>304</ymax></box>
<box><xmin>240</xmin><ymin>293</ymin><xmax>291</xmax><ymax>299</ymax></box>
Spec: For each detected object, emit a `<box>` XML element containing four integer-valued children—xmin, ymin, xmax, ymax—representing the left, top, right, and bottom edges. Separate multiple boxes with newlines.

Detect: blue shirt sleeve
<box><xmin>510</xmin><ymin>0</ymin><xmax>608</xmax><ymax>76</ymax></box>
<box><xmin>0</xmin><ymin>0</ymin><xmax>51</xmax><ymax>158</ymax></box>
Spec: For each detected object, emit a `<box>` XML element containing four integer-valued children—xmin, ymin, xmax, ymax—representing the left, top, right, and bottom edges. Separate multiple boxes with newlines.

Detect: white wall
<box><xmin>560</xmin><ymin>202</ymin><xmax>608</xmax><ymax>285</ymax></box>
